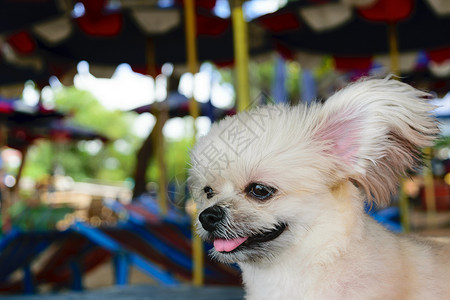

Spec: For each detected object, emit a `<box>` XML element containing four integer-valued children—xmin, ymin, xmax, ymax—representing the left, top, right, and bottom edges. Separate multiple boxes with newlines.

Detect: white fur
<box><xmin>189</xmin><ymin>78</ymin><xmax>449</xmax><ymax>299</ymax></box>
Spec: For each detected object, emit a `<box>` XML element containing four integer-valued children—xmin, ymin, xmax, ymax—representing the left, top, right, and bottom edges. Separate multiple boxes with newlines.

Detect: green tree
<box><xmin>219</xmin><ymin>57</ymin><xmax>304</xmax><ymax>106</ymax></box>
<box><xmin>23</xmin><ymin>86</ymin><xmax>140</xmax><ymax>183</ymax></box>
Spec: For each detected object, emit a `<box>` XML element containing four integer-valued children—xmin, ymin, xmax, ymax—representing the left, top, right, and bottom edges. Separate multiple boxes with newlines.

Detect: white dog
<box><xmin>189</xmin><ymin>78</ymin><xmax>450</xmax><ymax>299</ymax></box>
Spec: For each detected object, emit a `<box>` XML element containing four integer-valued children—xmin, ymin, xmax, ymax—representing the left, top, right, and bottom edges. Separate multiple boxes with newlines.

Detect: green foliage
<box><xmin>222</xmin><ymin>56</ymin><xmax>305</xmax><ymax>105</ymax></box>
<box><xmin>22</xmin><ymin>86</ymin><xmax>140</xmax><ymax>183</ymax></box>
<box><xmin>249</xmin><ymin>59</ymin><xmax>275</xmax><ymax>97</ymax></box>
<box><xmin>285</xmin><ymin>62</ymin><xmax>301</xmax><ymax>101</ymax></box>
<box><xmin>434</xmin><ymin>136</ymin><xmax>450</xmax><ymax>149</ymax></box>
<box><xmin>53</xmin><ymin>87</ymin><xmax>132</xmax><ymax>140</ymax></box>
<box><xmin>8</xmin><ymin>200</ymin><xmax>73</xmax><ymax>231</ymax></box>
<box><xmin>219</xmin><ymin>55</ymin><xmax>339</xmax><ymax>105</ymax></box>
<box><xmin>21</xmin><ymin>85</ymin><xmax>195</xmax><ymax>191</ymax></box>
<box><xmin>147</xmin><ymin>137</ymin><xmax>192</xmax><ymax>184</ymax></box>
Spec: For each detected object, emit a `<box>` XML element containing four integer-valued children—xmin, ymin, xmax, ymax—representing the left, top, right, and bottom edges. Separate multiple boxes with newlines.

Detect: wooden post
<box><xmin>184</xmin><ymin>0</ymin><xmax>203</xmax><ymax>286</ymax></box>
<box><xmin>147</xmin><ymin>38</ymin><xmax>169</xmax><ymax>216</ymax></box>
<box><xmin>0</xmin><ymin>123</ymin><xmax>11</xmax><ymax>233</ymax></box>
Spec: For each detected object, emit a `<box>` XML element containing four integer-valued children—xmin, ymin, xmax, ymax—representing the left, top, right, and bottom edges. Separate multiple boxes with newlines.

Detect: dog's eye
<box><xmin>246</xmin><ymin>183</ymin><xmax>276</xmax><ymax>201</ymax></box>
<box><xmin>203</xmin><ymin>186</ymin><xmax>215</xmax><ymax>199</ymax></box>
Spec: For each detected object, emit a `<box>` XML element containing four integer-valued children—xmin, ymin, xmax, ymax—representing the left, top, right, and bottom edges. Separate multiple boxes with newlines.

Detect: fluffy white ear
<box><xmin>314</xmin><ymin>78</ymin><xmax>439</xmax><ymax>206</ymax></box>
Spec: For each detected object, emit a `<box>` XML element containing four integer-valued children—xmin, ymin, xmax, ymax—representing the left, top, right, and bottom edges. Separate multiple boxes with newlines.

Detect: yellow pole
<box><xmin>184</xmin><ymin>0</ymin><xmax>203</xmax><ymax>286</ymax></box>
<box><xmin>185</xmin><ymin>0</ymin><xmax>200</xmax><ymax>119</ymax></box>
<box><xmin>388</xmin><ymin>23</ymin><xmax>399</xmax><ymax>76</ymax></box>
<box><xmin>423</xmin><ymin>147</ymin><xmax>437</xmax><ymax>228</ymax></box>
<box><xmin>231</xmin><ymin>0</ymin><xmax>250</xmax><ymax>111</ymax></box>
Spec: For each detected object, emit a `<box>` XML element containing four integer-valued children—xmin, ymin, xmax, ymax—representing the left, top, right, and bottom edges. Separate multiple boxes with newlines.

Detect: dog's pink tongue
<box><xmin>214</xmin><ymin>237</ymin><xmax>248</xmax><ymax>252</ymax></box>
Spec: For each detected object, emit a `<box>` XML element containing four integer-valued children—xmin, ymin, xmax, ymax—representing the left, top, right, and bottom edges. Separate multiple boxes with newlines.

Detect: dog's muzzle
<box><xmin>199</xmin><ymin>205</ymin><xmax>288</xmax><ymax>255</ymax></box>
<box><xmin>199</xmin><ymin>205</ymin><xmax>225</xmax><ymax>232</ymax></box>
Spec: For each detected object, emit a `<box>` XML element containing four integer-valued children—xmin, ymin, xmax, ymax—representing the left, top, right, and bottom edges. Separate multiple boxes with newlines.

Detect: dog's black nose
<box><xmin>199</xmin><ymin>206</ymin><xmax>225</xmax><ymax>232</ymax></box>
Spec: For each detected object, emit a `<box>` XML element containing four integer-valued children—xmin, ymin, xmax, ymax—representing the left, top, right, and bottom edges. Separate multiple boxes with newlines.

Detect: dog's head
<box><xmin>189</xmin><ymin>78</ymin><xmax>438</xmax><ymax>264</ymax></box>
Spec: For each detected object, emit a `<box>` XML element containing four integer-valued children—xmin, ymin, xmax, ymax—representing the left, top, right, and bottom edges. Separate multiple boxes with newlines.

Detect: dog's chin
<box><xmin>204</xmin><ymin>223</ymin><xmax>288</xmax><ymax>264</ymax></box>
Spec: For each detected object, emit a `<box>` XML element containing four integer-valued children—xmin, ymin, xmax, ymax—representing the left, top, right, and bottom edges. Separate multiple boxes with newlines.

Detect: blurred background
<box><xmin>0</xmin><ymin>0</ymin><xmax>449</xmax><ymax>298</ymax></box>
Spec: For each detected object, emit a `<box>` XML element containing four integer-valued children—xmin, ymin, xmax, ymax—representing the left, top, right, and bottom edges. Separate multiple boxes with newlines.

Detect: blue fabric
<box><xmin>301</xmin><ymin>70</ymin><xmax>317</xmax><ymax>104</ymax></box>
<box><xmin>272</xmin><ymin>55</ymin><xmax>287</xmax><ymax>103</ymax></box>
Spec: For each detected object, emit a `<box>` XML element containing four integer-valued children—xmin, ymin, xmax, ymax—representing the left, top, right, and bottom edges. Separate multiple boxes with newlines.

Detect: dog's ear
<box><xmin>313</xmin><ymin>78</ymin><xmax>438</xmax><ymax>206</ymax></box>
